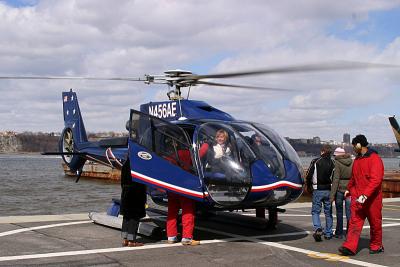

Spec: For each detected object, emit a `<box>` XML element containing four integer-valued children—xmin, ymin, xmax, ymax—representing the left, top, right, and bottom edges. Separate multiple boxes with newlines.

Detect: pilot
<box><xmin>251</xmin><ymin>134</ymin><xmax>279</xmax><ymax>175</ymax></box>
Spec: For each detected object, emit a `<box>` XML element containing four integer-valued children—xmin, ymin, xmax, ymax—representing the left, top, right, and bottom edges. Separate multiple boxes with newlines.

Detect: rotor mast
<box><xmin>161</xmin><ymin>69</ymin><xmax>193</xmax><ymax>100</ymax></box>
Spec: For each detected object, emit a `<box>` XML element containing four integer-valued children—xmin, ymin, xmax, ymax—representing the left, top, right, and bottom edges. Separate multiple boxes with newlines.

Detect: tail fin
<box><xmin>60</xmin><ymin>89</ymin><xmax>88</xmax><ymax>172</ymax></box>
<box><xmin>389</xmin><ymin>116</ymin><xmax>400</xmax><ymax>152</ymax></box>
<box><xmin>62</xmin><ymin>89</ymin><xmax>88</xmax><ymax>145</ymax></box>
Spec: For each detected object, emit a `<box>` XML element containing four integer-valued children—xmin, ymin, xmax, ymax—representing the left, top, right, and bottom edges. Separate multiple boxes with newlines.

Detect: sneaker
<box><xmin>333</xmin><ymin>234</ymin><xmax>343</xmax><ymax>239</ymax></box>
<box><xmin>324</xmin><ymin>235</ymin><xmax>332</xmax><ymax>240</ymax></box>
<box><xmin>369</xmin><ymin>247</ymin><xmax>384</xmax><ymax>254</ymax></box>
<box><xmin>338</xmin><ymin>246</ymin><xmax>355</xmax><ymax>256</ymax></box>
<box><xmin>167</xmin><ymin>236</ymin><xmax>178</xmax><ymax>244</ymax></box>
<box><xmin>313</xmin><ymin>228</ymin><xmax>323</xmax><ymax>242</ymax></box>
<box><xmin>181</xmin><ymin>239</ymin><xmax>200</xmax><ymax>246</ymax></box>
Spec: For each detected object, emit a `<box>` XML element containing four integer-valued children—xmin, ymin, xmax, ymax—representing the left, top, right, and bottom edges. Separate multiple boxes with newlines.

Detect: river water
<box><xmin>0</xmin><ymin>154</ymin><xmax>120</xmax><ymax>216</ymax></box>
<box><xmin>299</xmin><ymin>156</ymin><xmax>400</xmax><ymax>171</ymax></box>
<box><xmin>0</xmin><ymin>154</ymin><xmax>398</xmax><ymax>216</ymax></box>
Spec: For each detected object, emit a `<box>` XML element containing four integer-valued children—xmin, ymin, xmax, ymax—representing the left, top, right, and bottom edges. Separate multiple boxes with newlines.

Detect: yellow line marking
<box><xmin>308</xmin><ymin>252</ymin><xmax>349</xmax><ymax>261</ymax></box>
<box><xmin>383</xmin><ymin>207</ymin><xmax>400</xmax><ymax>211</ymax></box>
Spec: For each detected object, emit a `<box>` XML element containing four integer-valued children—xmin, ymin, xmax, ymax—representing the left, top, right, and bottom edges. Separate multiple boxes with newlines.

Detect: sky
<box><xmin>1</xmin><ymin>0</ymin><xmax>400</xmax><ymax>144</ymax></box>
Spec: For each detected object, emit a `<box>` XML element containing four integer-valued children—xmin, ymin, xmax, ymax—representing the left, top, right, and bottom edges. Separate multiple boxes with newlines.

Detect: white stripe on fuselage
<box><xmin>130</xmin><ymin>170</ymin><xmax>205</xmax><ymax>198</ymax></box>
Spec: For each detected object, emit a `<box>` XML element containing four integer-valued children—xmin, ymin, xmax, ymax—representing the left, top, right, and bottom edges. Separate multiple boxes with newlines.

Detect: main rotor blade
<box><xmin>0</xmin><ymin>76</ymin><xmax>145</xmax><ymax>81</ymax></box>
<box><xmin>188</xmin><ymin>61</ymin><xmax>399</xmax><ymax>80</ymax></box>
<box><xmin>196</xmin><ymin>81</ymin><xmax>298</xmax><ymax>91</ymax></box>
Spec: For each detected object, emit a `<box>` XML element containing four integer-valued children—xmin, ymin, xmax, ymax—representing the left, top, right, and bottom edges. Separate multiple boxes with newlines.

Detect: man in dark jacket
<box><xmin>339</xmin><ymin>135</ymin><xmax>384</xmax><ymax>256</ymax></box>
<box><xmin>305</xmin><ymin>144</ymin><xmax>335</xmax><ymax>241</ymax></box>
<box><xmin>120</xmin><ymin>161</ymin><xmax>147</xmax><ymax>247</ymax></box>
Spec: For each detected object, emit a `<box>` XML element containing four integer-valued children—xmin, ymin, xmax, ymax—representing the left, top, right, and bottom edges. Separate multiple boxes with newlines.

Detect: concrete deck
<box><xmin>0</xmin><ymin>199</ymin><xmax>399</xmax><ymax>267</ymax></box>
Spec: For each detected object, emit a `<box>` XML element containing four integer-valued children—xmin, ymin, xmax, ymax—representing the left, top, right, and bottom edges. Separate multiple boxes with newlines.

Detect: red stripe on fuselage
<box><xmin>251</xmin><ymin>182</ymin><xmax>302</xmax><ymax>192</ymax></box>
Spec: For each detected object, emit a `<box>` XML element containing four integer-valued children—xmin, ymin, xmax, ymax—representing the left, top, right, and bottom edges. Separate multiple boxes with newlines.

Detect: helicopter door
<box><xmin>196</xmin><ymin>123</ymin><xmax>253</xmax><ymax>206</ymax></box>
<box><xmin>128</xmin><ymin>110</ymin><xmax>205</xmax><ymax>201</ymax></box>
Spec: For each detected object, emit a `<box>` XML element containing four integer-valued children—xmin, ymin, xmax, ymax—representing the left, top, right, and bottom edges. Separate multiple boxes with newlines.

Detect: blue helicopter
<box><xmin>61</xmin><ymin>86</ymin><xmax>303</xmax><ymax>210</ymax></box>
<box><xmin>2</xmin><ymin>61</ymin><xmax>392</xmax><ymax>224</ymax></box>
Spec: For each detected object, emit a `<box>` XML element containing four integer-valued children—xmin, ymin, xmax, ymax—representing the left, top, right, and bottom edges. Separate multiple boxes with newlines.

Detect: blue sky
<box><xmin>327</xmin><ymin>6</ymin><xmax>400</xmax><ymax>49</ymax></box>
<box><xmin>2</xmin><ymin>0</ymin><xmax>37</xmax><ymax>7</ymax></box>
<box><xmin>0</xmin><ymin>1</ymin><xmax>400</xmax><ymax>143</ymax></box>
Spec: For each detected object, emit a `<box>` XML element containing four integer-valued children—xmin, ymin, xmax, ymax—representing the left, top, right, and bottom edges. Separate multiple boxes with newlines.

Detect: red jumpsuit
<box><xmin>167</xmin><ymin>191</ymin><xmax>196</xmax><ymax>239</ymax></box>
<box><xmin>342</xmin><ymin>149</ymin><xmax>384</xmax><ymax>253</ymax></box>
<box><xmin>166</xmin><ymin>144</ymin><xmax>208</xmax><ymax>239</ymax></box>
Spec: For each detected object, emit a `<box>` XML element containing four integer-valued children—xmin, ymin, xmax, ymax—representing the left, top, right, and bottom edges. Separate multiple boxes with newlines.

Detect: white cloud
<box><xmin>0</xmin><ymin>0</ymin><xmax>399</xmax><ymax>143</ymax></box>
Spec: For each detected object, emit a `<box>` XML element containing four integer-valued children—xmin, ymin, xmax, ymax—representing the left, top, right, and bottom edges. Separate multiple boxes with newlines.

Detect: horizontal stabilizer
<box><xmin>42</xmin><ymin>152</ymin><xmax>87</xmax><ymax>156</ymax></box>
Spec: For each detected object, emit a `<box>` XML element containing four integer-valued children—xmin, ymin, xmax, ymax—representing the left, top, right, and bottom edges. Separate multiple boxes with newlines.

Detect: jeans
<box><xmin>334</xmin><ymin>191</ymin><xmax>351</xmax><ymax>236</ymax></box>
<box><xmin>121</xmin><ymin>217</ymin><xmax>140</xmax><ymax>241</ymax></box>
<box><xmin>312</xmin><ymin>190</ymin><xmax>333</xmax><ymax>237</ymax></box>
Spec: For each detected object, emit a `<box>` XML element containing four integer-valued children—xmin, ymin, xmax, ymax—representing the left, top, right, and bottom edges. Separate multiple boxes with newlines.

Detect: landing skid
<box><xmin>255</xmin><ymin>207</ymin><xmax>286</xmax><ymax>229</ymax></box>
<box><xmin>147</xmin><ymin>207</ymin><xmax>283</xmax><ymax>231</ymax></box>
<box><xmin>88</xmin><ymin>212</ymin><xmax>163</xmax><ymax>240</ymax></box>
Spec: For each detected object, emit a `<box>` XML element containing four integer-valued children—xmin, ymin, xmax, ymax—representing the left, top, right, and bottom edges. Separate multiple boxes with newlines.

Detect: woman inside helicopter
<box><xmin>202</xmin><ymin>127</ymin><xmax>251</xmax><ymax>188</ymax></box>
<box><xmin>206</xmin><ymin>129</ymin><xmax>233</xmax><ymax>173</ymax></box>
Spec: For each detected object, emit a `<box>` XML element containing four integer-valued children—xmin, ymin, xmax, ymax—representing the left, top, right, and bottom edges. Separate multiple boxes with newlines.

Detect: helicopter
<box><xmin>1</xmin><ymin>61</ymin><xmax>396</xmax><ymax>226</ymax></box>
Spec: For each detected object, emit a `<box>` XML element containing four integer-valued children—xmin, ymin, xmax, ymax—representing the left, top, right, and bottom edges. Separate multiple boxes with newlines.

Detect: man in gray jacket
<box><xmin>330</xmin><ymin>147</ymin><xmax>353</xmax><ymax>239</ymax></box>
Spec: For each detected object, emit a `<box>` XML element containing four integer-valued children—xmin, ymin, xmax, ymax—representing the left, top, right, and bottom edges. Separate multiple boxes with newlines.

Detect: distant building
<box><xmin>343</xmin><ymin>133</ymin><xmax>350</xmax><ymax>144</ymax></box>
<box><xmin>312</xmin><ymin>136</ymin><xmax>321</xmax><ymax>144</ymax></box>
<box><xmin>0</xmin><ymin>131</ymin><xmax>17</xmax><ymax>137</ymax></box>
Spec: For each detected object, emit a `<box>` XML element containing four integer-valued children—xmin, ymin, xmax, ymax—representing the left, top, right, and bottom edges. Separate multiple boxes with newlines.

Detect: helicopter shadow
<box><xmin>147</xmin><ymin>208</ymin><xmax>308</xmax><ymax>243</ymax></box>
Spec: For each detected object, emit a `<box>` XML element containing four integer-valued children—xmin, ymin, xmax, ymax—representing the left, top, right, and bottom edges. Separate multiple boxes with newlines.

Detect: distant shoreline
<box><xmin>1</xmin><ymin>151</ymin><xmax>399</xmax><ymax>158</ymax></box>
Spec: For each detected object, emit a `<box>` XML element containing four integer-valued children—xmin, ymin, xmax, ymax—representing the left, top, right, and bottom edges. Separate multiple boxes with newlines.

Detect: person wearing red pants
<box><xmin>338</xmin><ymin>134</ymin><xmax>384</xmax><ymax>256</ymax></box>
<box><xmin>164</xmin><ymin>138</ymin><xmax>208</xmax><ymax>246</ymax></box>
<box><xmin>167</xmin><ymin>192</ymin><xmax>200</xmax><ymax>245</ymax></box>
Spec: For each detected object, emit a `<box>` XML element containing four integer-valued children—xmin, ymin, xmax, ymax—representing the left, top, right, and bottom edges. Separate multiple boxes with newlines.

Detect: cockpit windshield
<box><xmin>230</xmin><ymin>123</ymin><xmax>285</xmax><ymax>178</ymax></box>
<box><xmin>196</xmin><ymin>123</ymin><xmax>253</xmax><ymax>205</ymax></box>
<box><xmin>252</xmin><ymin>122</ymin><xmax>303</xmax><ymax>176</ymax></box>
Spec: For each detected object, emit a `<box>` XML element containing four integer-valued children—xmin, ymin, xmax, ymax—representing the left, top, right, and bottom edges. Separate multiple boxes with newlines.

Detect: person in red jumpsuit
<box><xmin>338</xmin><ymin>134</ymin><xmax>384</xmax><ymax>256</ymax></box>
<box><xmin>165</xmin><ymin>139</ymin><xmax>208</xmax><ymax>246</ymax></box>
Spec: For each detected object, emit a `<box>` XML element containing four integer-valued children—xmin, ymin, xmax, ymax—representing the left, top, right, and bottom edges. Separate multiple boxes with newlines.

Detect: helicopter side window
<box><xmin>149</xmin><ymin>121</ymin><xmax>198</xmax><ymax>175</ymax></box>
<box><xmin>129</xmin><ymin>110</ymin><xmax>196</xmax><ymax>175</ymax></box>
<box><xmin>129</xmin><ymin>109</ymin><xmax>152</xmax><ymax>148</ymax></box>
<box><xmin>253</xmin><ymin>122</ymin><xmax>303</xmax><ymax>176</ymax></box>
<box><xmin>250</xmin><ymin>133</ymin><xmax>284</xmax><ymax>178</ymax></box>
<box><xmin>155</xmin><ymin>129</ymin><xmax>196</xmax><ymax>174</ymax></box>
